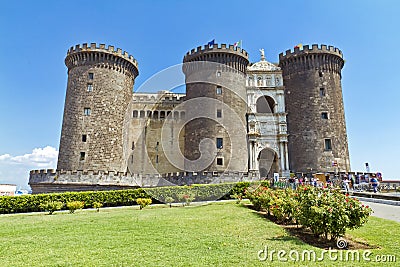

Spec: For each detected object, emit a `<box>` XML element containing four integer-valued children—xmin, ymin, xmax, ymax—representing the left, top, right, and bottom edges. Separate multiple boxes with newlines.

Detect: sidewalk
<box><xmin>358</xmin><ymin>200</ymin><xmax>400</xmax><ymax>223</ymax></box>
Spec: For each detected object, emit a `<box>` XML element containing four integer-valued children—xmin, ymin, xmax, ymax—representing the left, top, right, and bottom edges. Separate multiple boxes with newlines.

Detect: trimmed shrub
<box><xmin>136</xmin><ymin>198</ymin><xmax>152</xmax><ymax>210</ymax></box>
<box><xmin>66</xmin><ymin>201</ymin><xmax>84</xmax><ymax>213</ymax></box>
<box><xmin>164</xmin><ymin>196</ymin><xmax>174</xmax><ymax>208</ymax></box>
<box><xmin>40</xmin><ymin>201</ymin><xmax>64</xmax><ymax>215</ymax></box>
<box><xmin>177</xmin><ymin>193</ymin><xmax>195</xmax><ymax>206</ymax></box>
<box><xmin>92</xmin><ymin>202</ymin><xmax>103</xmax><ymax>212</ymax></box>
<box><xmin>0</xmin><ymin>181</ymin><xmax>260</xmax><ymax>214</ymax></box>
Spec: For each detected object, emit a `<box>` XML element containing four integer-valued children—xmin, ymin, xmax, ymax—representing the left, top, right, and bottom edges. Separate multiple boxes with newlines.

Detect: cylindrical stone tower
<box><xmin>182</xmin><ymin>44</ymin><xmax>249</xmax><ymax>173</ymax></box>
<box><xmin>57</xmin><ymin>43</ymin><xmax>139</xmax><ymax>172</ymax></box>
<box><xmin>279</xmin><ymin>44</ymin><xmax>350</xmax><ymax>173</ymax></box>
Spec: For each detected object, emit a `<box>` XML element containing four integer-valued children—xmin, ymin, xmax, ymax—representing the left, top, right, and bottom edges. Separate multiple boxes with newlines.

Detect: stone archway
<box><xmin>256</xmin><ymin>95</ymin><xmax>275</xmax><ymax>113</ymax></box>
<box><xmin>258</xmin><ymin>148</ymin><xmax>280</xmax><ymax>178</ymax></box>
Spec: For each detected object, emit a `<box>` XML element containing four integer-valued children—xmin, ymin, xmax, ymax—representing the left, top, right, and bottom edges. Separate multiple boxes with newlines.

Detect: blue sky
<box><xmin>1</xmin><ymin>0</ymin><xmax>399</xmax><ymax>189</ymax></box>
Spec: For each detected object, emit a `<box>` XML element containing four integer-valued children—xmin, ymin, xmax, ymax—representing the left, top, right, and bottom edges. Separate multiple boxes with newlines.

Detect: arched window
<box><xmin>256</xmin><ymin>96</ymin><xmax>275</xmax><ymax>113</ymax></box>
<box><xmin>153</xmin><ymin>111</ymin><xmax>159</xmax><ymax>119</ymax></box>
<box><xmin>133</xmin><ymin>110</ymin><xmax>138</xmax><ymax>118</ymax></box>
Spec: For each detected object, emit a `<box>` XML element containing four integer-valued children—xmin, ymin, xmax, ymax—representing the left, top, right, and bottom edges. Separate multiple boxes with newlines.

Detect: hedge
<box><xmin>0</xmin><ymin>181</ymin><xmax>255</xmax><ymax>214</ymax></box>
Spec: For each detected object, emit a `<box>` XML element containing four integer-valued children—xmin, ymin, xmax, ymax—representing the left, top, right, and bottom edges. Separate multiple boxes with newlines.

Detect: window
<box><xmin>140</xmin><ymin>110</ymin><xmax>145</xmax><ymax>118</ymax></box>
<box><xmin>133</xmin><ymin>110</ymin><xmax>138</xmax><ymax>118</ymax></box>
<box><xmin>324</xmin><ymin>139</ymin><xmax>332</xmax><ymax>150</ymax></box>
<box><xmin>132</xmin><ymin>141</ymin><xmax>135</xmax><ymax>150</ymax></box>
<box><xmin>216</xmin><ymin>71</ymin><xmax>221</xmax><ymax>77</ymax></box>
<box><xmin>87</xmin><ymin>84</ymin><xmax>93</xmax><ymax>92</ymax></box>
<box><xmin>216</xmin><ymin>109</ymin><xmax>222</xmax><ymax>118</ymax></box>
<box><xmin>216</xmin><ymin>138</ymin><xmax>223</xmax><ymax>149</ymax></box>
<box><xmin>82</xmin><ymin>134</ymin><xmax>87</xmax><ymax>142</ymax></box>
<box><xmin>319</xmin><ymin>71</ymin><xmax>323</xmax><ymax>77</ymax></box>
<box><xmin>321</xmin><ymin>112</ymin><xmax>329</xmax><ymax>119</ymax></box>
<box><xmin>156</xmin><ymin>155</ymin><xmax>159</xmax><ymax>163</ymax></box>
<box><xmin>160</xmin><ymin>111</ymin><xmax>165</xmax><ymax>119</ymax></box>
<box><xmin>216</xmin><ymin>86</ymin><xmax>222</xmax><ymax>95</ymax></box>
<box><xmin>216</xmin><ymin>157</ymin><xmax>223</xmax><ymax>166</ymax></box>
<box><xmin>84</xmin><ymin>108</ymin><xmax>91</xmax><ymax>116</ymax></box>
<box><xmin>88</xmin><ymin>73</ymin><xmax>94</xmax><ymax>80</ymax></box>
<box><xmin>80</xmin><ymin>152</ymin><xmax>85</xmax><ymax>161</ymax></box>
<box><xmin>320</xmin><ymin>88</ymin><xmax>326</xmax><ymax>97</ymax></box>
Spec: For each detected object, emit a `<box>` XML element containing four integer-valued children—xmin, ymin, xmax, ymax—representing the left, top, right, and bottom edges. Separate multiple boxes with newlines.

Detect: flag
<box><xmin>234</xmin><ymin>40</ymin><xmax>242</xmax><ymax>48</ymax></box>
<box><xmin>208</xmin><ymin>39</ymin><xmax>215</xmax><ymax>47</ymax></box>
<box><xmin>294</xmin><ymin>43</ymin><xmax>303</xmax><ymax>49</ymax></box>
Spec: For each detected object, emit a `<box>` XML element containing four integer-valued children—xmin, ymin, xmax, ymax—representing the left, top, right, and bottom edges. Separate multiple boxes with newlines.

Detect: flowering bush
<box><xmin>247</xmin><ymin>185</ymin><xmax>373</xmax><ymax>240</ymax></box>
<box><xmin>177</xmin><ymin>193</ymin><xmax>195</xmax><ymax>206</ymax></box>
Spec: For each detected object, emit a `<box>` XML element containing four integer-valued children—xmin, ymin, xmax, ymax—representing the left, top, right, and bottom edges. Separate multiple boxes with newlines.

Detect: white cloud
<box><xmin>0</xmin><ymin>146</ymin><xmax>58</xmax><ymax>189</ymax></box>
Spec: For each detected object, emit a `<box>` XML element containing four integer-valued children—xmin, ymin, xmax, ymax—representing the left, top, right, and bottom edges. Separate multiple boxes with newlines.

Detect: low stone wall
<box><xmin>29</xmin><ymin>169</ymin><xmax>260</xmax><ymax>194</ymax></box>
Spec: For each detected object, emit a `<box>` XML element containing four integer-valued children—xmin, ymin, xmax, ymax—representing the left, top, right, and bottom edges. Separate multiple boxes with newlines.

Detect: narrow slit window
<box><xmin>82</xmin><ymin>134</ymin><xmax>87</xmax><ymax>142</ymax></box>
<box><xmin>87</xmin><ymin>84</ymin><xmax>93</xmax><ymax>92</ymax></box>
<box><xmin>324</xmin><ymin>139</ymin><xmax>332</xmax><ymax>150</ymax></box>
<box><xmin>216</xmin><ymin>86</ymin><xmax>222</xmax><ymax>95</ymax></box>
<box><xmin>216</xmin><ymin>109</ymin><xmax>222</xmax><ymax>118</ymax></box>
<box><xmin>320</xmin><ymin>88</ymin><xmax>326</xmax><ymax>97</ymax></box>
<box><xmin>132</xmin><ymin>141</ymin><xmax>135</xmax><ymax>150</ymax></box>
<box><xmin>216</xmin><ymin>138</ymin><xmax>223</xmax><ymax>149</ymax></box>
<box><xmin>84</xmin><ymin>108</ymin><xmax>91</xmax><ymax>116</ymax></box>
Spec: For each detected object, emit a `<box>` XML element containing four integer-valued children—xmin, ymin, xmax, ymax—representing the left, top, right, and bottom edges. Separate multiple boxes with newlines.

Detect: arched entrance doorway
<box><xmin>258</xmin><ymin>148</ymin><xmax>280</xmax><ymax>178</ymax></box>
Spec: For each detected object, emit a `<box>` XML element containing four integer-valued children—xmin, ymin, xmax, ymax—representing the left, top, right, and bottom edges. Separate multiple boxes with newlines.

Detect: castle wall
<box><xmin>279</xmin><ymin>44</ymin><xmax>350</xmax><ymax>173</ymax></box>
<box><xmin>126</xmin><ymin>93</ymin><xmax>186</xmax><ymax>175</ymax></box>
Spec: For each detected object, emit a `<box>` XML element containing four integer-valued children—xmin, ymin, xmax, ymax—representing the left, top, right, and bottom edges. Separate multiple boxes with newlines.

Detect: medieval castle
<box><xmin>29</xmin><ymin>42</ymin><xmax>350</xmax><ymax>193</ymax></box>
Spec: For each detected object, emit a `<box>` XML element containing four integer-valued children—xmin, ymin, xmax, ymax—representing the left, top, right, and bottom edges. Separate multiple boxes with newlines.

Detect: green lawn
<box><xmin>0</xmin><ymin>201</ymin><xmax>398</xmax><ymax>266</ymax></box>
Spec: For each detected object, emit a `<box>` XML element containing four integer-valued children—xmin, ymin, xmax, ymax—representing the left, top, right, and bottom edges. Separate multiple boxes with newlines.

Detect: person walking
<box><xmin>370</xmin><ymin>177</ymin><xmax>379</xmax><ymax>193</ymax></box>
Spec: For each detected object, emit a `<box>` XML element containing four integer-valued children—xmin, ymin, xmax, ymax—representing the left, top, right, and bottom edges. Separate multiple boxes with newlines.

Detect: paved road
<box><xmin>359</xmin><ymin>200</ymin><xmax>400</xmax><ymax>222</ymax></box>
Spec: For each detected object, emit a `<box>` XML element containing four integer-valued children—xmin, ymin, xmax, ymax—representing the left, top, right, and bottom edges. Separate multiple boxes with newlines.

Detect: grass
<box><xmin>0</xmin><ymin>201</ymin><xmax>398</xmax><ymax>266</ymax></box>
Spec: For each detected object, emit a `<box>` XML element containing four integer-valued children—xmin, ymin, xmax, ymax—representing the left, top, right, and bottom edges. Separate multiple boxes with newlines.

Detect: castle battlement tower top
<box><xmin>279</xmin><ymin>44</ymin><xmax>344</xmax><ymax>76</ymax></box>
<box><xmin>65</xmin><ymin>43</ymin><xmax>138</xmax><ymax>78</ymax></box>
<box><xmin>183</xmin><ymin>43</ymin><xmax>249</xmax><ymax>73</ymax></box>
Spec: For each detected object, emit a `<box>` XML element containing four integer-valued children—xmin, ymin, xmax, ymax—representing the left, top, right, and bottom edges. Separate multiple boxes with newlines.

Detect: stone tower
<box><xmin>57</xmin><ymin>43</ymin><xmax>139</xmax><ymax>172</ymax></box>
<box><xmin>279</xmin><ymin>44</ymin><xmax>350</xmax><ymax>173</ymax></box>
<box><xmin>182</xmin><ymin>44</ymin><xmax>249</xmax><ymax>173</ymax></box>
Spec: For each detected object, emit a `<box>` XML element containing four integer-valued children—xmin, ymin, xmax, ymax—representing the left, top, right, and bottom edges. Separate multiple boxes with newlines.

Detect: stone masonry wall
<box><xmin>279</xmin><ymin>44</ymin><xmax>350</xmax><ymax>173</ymax></box>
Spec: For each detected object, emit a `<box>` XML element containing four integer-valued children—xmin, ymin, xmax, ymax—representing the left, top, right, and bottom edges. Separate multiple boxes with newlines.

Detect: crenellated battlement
<box><xmin>132</xmin><ymin>93</ymin><xmax>185</xmax><ymax>103</ymax></box>
<box><xmin>184</xmin><ymin>43</ymin><xmax>249</xmax><ymax>62</ymax></box>
<box><xmin>279</xmin><ymin>44</ymin><xmax>343</xmax><ymax>61</ymax></box>
<box><xmin>28</xmin><ymin>169</ymin><xmax>259</xmax><ymax>193</ymax></box>
<box><xmin>65</xmin><ymin>43</ymin><xmax>139</xmax><ymax>77</ymax></box>
<box><xmin>67</xmin><ymin>43</ymin><xmax>138</xmax><ymax>67</ymax></box>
